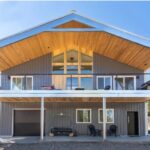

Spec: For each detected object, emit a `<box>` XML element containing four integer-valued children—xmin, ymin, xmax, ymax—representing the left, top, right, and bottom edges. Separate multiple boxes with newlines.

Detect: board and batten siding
<box><xmin>0</xmin><ymin>102</ymin><xmax>145</xmax><ymax>136</ymax></box>
<box><xmin>0</xmin><ymin>52</ymin><xmax>144</xmax><ymax>90</ymax></box>
<box><xmin>1</xmin><ymin>53</ymin><xmax>52</xmax><ymax>90</ymax></box>
<box><xmin>93</xmin><ymin>53</ymin><xmax>144</xmax><ymax>89</ymax></box>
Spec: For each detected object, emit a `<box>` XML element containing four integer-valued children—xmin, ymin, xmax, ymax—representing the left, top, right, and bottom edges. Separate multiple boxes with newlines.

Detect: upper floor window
<box><xmin>52</xmin><ymin>50</ymin><xmax>93</xmax><ymax>74</ymax></box>
<box><xmin>67</xmin><ymin>50</ymin><xmax>78</xmax><ymax>63</ymax></box>
<box><xmin>114</xmin><ymin>76</ymin><xmax>136</xmax><ymax>90</ymax></box>
<box><xmin>97</xmin><ymin>76</ymin><xmax>112</xmax><ymax>90</ymax></box>
<box><xmin>11</xmin><ymin>76</ymin><xmax>33</xmax><ymax>90</ymax></box>
<box><xmin>52</xmin><ymin>50</ymin><xmax>93</xmax><ymax>90</ymax></box>
<box><xmin>53</xmin><ymin>53</ymin><xmax>64</xmax><ymax>63</ymax></box>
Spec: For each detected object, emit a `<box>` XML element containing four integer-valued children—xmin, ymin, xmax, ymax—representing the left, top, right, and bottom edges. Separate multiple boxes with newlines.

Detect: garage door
<box><xmin>14</xmin><ymin>110</ymin><xmax>40</xmax><ymax>136</ymax></box>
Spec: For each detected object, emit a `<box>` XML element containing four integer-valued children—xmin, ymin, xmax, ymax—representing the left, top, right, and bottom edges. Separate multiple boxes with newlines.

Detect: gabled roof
<box><xmin>0</xmin><ymin>12</ymin><xmax>150</xmax><ymax>71</ymax></box>
<box><xmin>55</xmin><ymin>20</ymin><xmax>94</xmax><ymax>28</ymax></box>
<box><xmin>0</xmin><ymin>12</ymin><xmax>150</xmax><ymax>48</ymax></box>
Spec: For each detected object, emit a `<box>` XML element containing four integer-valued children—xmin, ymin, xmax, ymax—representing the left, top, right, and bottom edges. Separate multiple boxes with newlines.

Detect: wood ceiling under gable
<box><xmin>54</xmin><ymin>20</ymin><xmax>94</xmax><ymax>28</ymax></box>
<box><xmin>0</xmin><ymin>31</ymin><xmax>150</xmax><ymax>71</ymax></box>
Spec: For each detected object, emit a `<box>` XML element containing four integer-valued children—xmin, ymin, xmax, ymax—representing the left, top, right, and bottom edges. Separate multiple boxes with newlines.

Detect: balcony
<box><xmin>0</xmin><ymin>73</ymin><xmax>150</xmax><ymax>91</ymax></box>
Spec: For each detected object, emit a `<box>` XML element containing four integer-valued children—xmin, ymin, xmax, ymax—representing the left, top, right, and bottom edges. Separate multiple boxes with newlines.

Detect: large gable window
<box><xmin>11</xmin><ymin>76</ymin><xmax>33</xmax><ymax>90</ymax></box>
<box><xmin>52</xmin><ymin>50</ymin><xmax>93</xmax><ymax>90</ymax></box>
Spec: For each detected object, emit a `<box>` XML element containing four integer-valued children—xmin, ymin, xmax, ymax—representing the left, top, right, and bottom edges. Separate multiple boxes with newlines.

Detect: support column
<box><xmin>102</xmin><ymin>97</ymin><xmax>106</xmax><ymax>140</ymax></box>
<box><xmin>145</xmin><ymin>102</ymin><xmax>148</xmax><ymax>136</ymax></box>
<box><xmin>40</xmin><ymin>97</ymin><xmax>44</xmax><ymax>140</ymax></box>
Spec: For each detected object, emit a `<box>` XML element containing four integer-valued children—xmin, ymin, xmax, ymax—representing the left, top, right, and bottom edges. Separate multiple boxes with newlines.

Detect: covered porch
<box><xmin>0</xmin><ymin>90</ymin><xmax>149</xmax><ymax>141</ymax></box>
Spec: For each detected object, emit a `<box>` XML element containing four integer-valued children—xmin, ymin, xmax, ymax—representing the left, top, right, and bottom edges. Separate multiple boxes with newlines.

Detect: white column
<box><xmin>145</xmin><ymin>102</ymin><xmax>148</xmax><ymax>136</ymax></box>
<box><xmin>102</xmin><ymin>97</ymin><xmax>106</xmax><ymax>140</ymax></box>
<box><xmin>40</xmin><ymin>97</ymin><xmax>44</xmax><ymax>140</ymax></box>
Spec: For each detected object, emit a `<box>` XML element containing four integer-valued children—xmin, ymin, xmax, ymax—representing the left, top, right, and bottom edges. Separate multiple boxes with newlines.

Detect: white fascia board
<box><xmin>0</xmin><ymin>13</ymin><xmax>150</xmax><ymax>48</ymax></box>
<box><xmin>0</xmin><ymin>90</ymin><xmax>150</xmax><ymax>98</ymax></box>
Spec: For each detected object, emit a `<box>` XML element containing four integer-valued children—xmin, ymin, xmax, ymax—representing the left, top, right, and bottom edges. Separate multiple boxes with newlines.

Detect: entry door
<box><xmin>127</xmin><ymin>111</ymin><xmax>139</xmax><ymax>136</ymax></box>
<box><xmin>14</xmin><ymin>110</ymin><xmax>40</xmax><ymax>136</ymax></box>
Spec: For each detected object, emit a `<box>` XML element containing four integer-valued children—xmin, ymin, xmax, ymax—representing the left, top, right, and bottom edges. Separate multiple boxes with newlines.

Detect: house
<box><xmin>0</xmin><ymin>12</ymin><xmax>150</xmax><ymax>140</ymax></box>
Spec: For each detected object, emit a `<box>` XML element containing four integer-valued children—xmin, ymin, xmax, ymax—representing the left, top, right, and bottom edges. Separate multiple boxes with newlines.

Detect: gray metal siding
<box><xmin>1</xmin><ymin>53</ymin><xmax>144</xmax><ymax>90</ymax></box>
<box><xmin>0</xmin><ymin>102</ymin><xmax>145</xmax><ymax>136</ymax></box>
<box><xmin>93</xmin><ymin>53</ymin><xmax>144</xmax><ymax>89</ymax></box>
<box><xmin>1</xmin><ymin>53</ymin><xmax>52</xmax><ymax>90</ymax></box>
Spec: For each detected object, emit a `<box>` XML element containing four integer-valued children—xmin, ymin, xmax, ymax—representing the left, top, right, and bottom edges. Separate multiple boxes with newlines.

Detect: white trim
<box><xmin>10</xmin><ymin>76</ymin><xmax>33</xmax><ymax>90</ymax></box>
<box><xmin>96</xmin><ymin>76</ymin><xmax>112</xmax><ymax>90</ymax></box>
<box><xmin>0</xmin><ymin>90</ymin><xmax>150</xmax><ymax>98</ymax></box>
<box><xmin>1</xmin><ymin>12</ymin><xmax>150</xmax><ymax>48</ymax></box>
<box><xmin>40</xmin><ymin>97</ymin><xmax>44</xmax><ymax>140</ymax></box>
<box><xmin>145</xmin><ymin>102</ymin><xmax>148</xmax><ymax>136</ymax></box>
<box><xmin>76</xmin><ymin>108</ymin><xmax>92</xmax><ymax>124</ymax></box>
<box><xmin>11</xmin><ymin>108</ymin><xmax>42</xmax><ymax>137</ymax></box>
<box><xmin>98</xmin><ymin>108</ymin><xmax>114</xmax><ymax>124</ymax></box>
<box><xmin>102</xmin><ymin>97</ymin><xmax>106</xmax><ymax>140</ymax></box>
<box><xmin>113</xmin><ymin>75</ymin><xmax>136</xmax><ymax>90</ymax></box>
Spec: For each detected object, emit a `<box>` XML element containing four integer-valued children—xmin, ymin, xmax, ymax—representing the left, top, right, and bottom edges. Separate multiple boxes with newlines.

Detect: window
<box><xmin>66</xmin><ymin>77</ymin><xmax>78</xmax><ymax>90</ymax></box>
<box><xmin>81</xmin><ymin>65</ymin><xmax>92</xmax><ymax>74</ymax></box>
<box><xmin>76</xmin><ymin>109</ymin><xmax>91</xmax><ymax>123</ymax></box>
<box><xmin>98</xmin><ymin>109</ymin><xmax>114</xmax><ymax>123</ymax></box>
<box><xmin>52</xmin><ymin>50</ymin><xmax>93</xmax><ymax>90</ymax></box>
<box><xmin>67</xmin><ymin>50</ymin><xmax>78</xmax><ymax>63</ymax></box>
<box><xmin>67</xmin><ymin>66</ymin><xmax>78</xmax><ymax>74</ymax></box>
<box><xmin>114</xmin><ymin>76</ymin><xmax>136</xmax><ymax>90</ymax></box>
<box><xmin>53</xmin><ymin>53</ymin><xmax>64</xmax><ymax>63</ymax></box>
<box><xmin>81</xmin><ymin>53</ymin><xmax>92</xmax><ymax>63</ymax></box>
<box><xmin>11</xmin><ymin>76</ymin><xmax>33</xmax><ymax>90</ymax></box>
<box><xmin>97</xmin><ymin>76</ymin><xmax>112</xmax><ymax>90</ymax></box>
<box><xmin>81</xmin><ymin>77</ymin><xmax>93</xmax><ymax>90</ymax></box>
<box><xmin>53</xmin><ymin>66</ymin><xmax>64</xmax><ymax>74</ymax></box>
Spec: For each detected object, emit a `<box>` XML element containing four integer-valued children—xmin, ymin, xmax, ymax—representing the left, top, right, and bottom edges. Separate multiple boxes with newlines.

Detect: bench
<box><xmin>50</xmin><ymin>127</ymin><xmax>76</xmax><ymax>136</ymax></box>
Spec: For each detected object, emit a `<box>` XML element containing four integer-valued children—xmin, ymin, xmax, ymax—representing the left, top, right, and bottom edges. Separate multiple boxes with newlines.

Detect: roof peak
<box><xmin>70</xmin><ymin>10</ymin><xmax>77</xmax><ymax>13</ymax></box>
<box><xmin>0</xmin><ymin>12</ymin><xmax>150</xmax><ymax>48</ymax></box>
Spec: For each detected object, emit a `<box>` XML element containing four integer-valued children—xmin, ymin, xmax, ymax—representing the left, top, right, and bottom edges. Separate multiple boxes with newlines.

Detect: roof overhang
<box><xmin>0</xmin><ymin>13</ymin><xmax>150</xmax><ymax>71</ymax></box>
<box><xmin>0</xmin><ymin>31</ymin><xmax>150</xmax><ymax>71</ymax></box>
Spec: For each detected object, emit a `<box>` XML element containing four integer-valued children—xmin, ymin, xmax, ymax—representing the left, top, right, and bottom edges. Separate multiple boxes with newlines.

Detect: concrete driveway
<box><xmin>0</xmin><ymin>142</ymin><xmax>150</xmax><ymax>150</ymax></box>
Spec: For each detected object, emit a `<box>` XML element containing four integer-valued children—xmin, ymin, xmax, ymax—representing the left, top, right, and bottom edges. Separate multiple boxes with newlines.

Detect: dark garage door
<box><xmin>14</xmin><ymin>110</ymin><xmax>40</xmax><ymax>136</ymax></box>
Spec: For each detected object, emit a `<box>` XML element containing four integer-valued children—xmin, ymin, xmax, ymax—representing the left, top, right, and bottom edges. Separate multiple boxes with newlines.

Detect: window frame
<box><xmin>11</xmin><ymin>76</ymin><xmax>33</xmax><ymax>90</ymax></box>
<box><xmin>76</xmin><ymin>108</ymin><xmax>92</xmax><ymax>124</ymax></box>
<box><xmin>98</xmin><ymin>108</ymin><xmax>114</xmax><ymax>124</ymax></box>
<box><xmin>113</xmin><ymin>75</ymin><xmax>136</xmax><ymax>90</ymax></box>
<box><xmin>96</xmin><ymin>76</ymin><xmax>112</xmax><ymax>90</ymax></box>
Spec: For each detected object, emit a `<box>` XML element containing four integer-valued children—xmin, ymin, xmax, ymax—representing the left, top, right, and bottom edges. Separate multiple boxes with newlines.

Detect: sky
<box><xmin>0</xmin><ymin>1</ymin><xmax>150</xmax><ymax>40</ymax></box>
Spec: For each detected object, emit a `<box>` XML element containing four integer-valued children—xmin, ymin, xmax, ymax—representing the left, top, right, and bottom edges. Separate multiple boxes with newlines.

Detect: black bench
<box><xmin>51</xmin><ymin>127</ymin><xmax>75</xmax><ymax>136</ymax></box>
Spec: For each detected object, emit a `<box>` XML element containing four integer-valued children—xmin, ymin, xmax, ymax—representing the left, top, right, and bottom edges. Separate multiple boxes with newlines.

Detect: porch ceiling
<box><xmin>0</xmin><ymin>31</ymin><xmax>150</xmax><ymax>71</ymax></box>
<box><xmin>0</xmin><ymin>97</ymin><xmax>147</xmax><ymax>102</ymax></box>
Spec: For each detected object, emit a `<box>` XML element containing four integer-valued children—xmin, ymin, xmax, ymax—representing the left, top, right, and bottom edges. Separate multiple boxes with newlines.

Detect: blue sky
<box><xmin>0</xmin><ymin>1</ymin><xmax>150</xmax><ymax>39</ymax></box>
